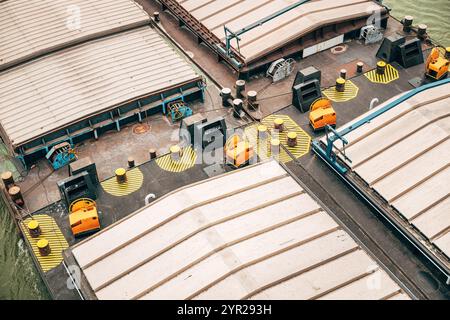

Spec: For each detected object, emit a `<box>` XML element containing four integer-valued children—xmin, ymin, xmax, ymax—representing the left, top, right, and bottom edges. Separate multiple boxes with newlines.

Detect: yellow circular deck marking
<box><xmin>322</xmin><ymin>80</ymin><xmax>359</xmax><ymax>102</ymax></box>
<box><xmin>364</xmin><ymin>63</ymin><xmax>399</xmax><ymax>84</ymax></box>
<box><xmin>20</xmin><ymin>215</ymin><xmax>68</xmax><ymax>273</ymax></box>
<box><xmin>263</xmin><ymin>115</ymin><xmax>311</xmax><ymax>163</ymax></box>
<box><xmin>156</xmin><ymin>146</ymin><xmax>197</xmax><ymax>173</ymax></box>
<box><xmin>102</xmin><ymin>167</ymin><xmax>144</xmax><ymax>197</ymax></box>
<box><xmin>244</xmin><ymin>115</ymin><xmax>311</xmax><ymax>164</ymax></box>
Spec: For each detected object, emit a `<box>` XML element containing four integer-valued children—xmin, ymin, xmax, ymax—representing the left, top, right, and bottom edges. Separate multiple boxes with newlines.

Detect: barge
<box><xmin>0</xmin><ymin>0</ymin><xmax>449</xmax><ymax>300</ymax></box>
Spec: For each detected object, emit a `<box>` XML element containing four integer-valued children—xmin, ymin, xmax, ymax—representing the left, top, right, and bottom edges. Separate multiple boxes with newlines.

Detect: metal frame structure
<box><xmin>312</xmin><ymin>78</ymin><xmax>450</xmax><ymax>285</ymax></box>
<box><xmin>320</xmin><ymin>125</ymin><xmax>350</xmax><ymax>174</ymax></box>
<box><xmin>312</xmin><ymin>78</ymin><xmax>450</xmax><ymax>174</ymax></box>
<box><xmin>313</xmin><ymin>145</ymin><xmax>450</xmax><ymax>285</ymax></box>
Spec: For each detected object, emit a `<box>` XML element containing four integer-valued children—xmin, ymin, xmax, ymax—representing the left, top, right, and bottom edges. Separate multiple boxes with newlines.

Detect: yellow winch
<box><xmin>69</xmin><ymin>198</ymin><xmax>100</xmax><ymax>237</ymax></box>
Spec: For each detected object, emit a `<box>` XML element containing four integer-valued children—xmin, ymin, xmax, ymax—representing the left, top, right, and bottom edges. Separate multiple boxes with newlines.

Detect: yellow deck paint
<box><xmin>156</xmin><ymin>146</ymin><xmax>197</xmax><ymax>173</ymax></box>
<box><xmin>102</xmin><ymin>167</ymin><xmax>144</xmax><ymax>196</ymax></box>
<box><xmin>323</xmin><ymin>80</ymin><xmax>359</xmax><ymax>102</ymax></box>
<box><xmin>20</xmin><ymin>215</ymin><xmax>68</xmax><ymax>273</ymax></box>
<box><xmin>365</xmin><ymin>63</ymin><xmax>399</xmax><ymax>84</ymax></box>
<box><xmin>244</xmin><ymin>115</ymin><xmax>310</xmax><ymax>164</ymax></box>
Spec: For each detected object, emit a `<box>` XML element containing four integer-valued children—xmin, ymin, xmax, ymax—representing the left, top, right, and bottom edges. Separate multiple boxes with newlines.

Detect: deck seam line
<box><xmin>241</xmin><ymin>247</ymin><xmax>363</xmax><ymax>300</ymax></box>
<box><xmin>81</xmin><ymin>172</ymin><xmax>290</xmax><ymax>269</ymax></box>
<box><xmin>408</xmin><ymin>194</ymin><xmax>450</xmax><ymax>223</ymax></box>
<box><xmin>368</xmin><ymin>137</ymin><xmax>449</xmax><ymax>186</ymax></box>
<box><xmin>429</xmin><ymin>226</ymin><xmax>450</xmax><ymax>242</ymax></box>
<box><xmin>131</xmin><ymin>209</ymin><xmax>329</xmax><ymax>300</ymax></box>
<box><xmin>306</xmin><ymin>265</ymin><xmax>378</xmax><ymax>300</ymax></box>
<box><xmin>387</xmin><ymin>161</ymin><xmax>449</xmax><ymax>203</ymax></box>
<box><xmin>207</xmin><ymin>0</ymin><xmax>273</xmax><ymax>32</ymax></box>
<box><xmin>91</xmin><ymin>189</ymin><xmax>307</xmax><ymax>291</ymax></box>
<box><xmin>379</xmin><ymin>289</ymin><xmax>403</xmax><ymax>300</ymax></box>
<box><xmin>189</xmin><ymin>0</ymin><xmax>216</xmax><ymax>13</ymax></box>
<box><xmin>351</xmin><ymin>113</ymin><xmax>450</xmax><ymax>169</ymax></box>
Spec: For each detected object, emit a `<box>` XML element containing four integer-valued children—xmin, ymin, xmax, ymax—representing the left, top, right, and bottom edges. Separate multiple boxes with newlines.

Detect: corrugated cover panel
<box><xmin>0</xmin><ymin>26</ymin><xmax>200</xmax><ymax>147</ymax></box>
<box><xmin>0</xmin><ymin>0</ymin><xmax>150</xmax><ymax>70</ymax></box>
<box><xmin>330</xmin><ymin>82</ymin><xmax>450</xmax><ymax>265</ymax></box>
<box><xmin>71</xmin><ymin>161</ymin><xmax>410</xmax><ymax>300</ymax></box>
<box><xmin>174</xmin><ymin>0</ymin><xmax>384</xmax><ymax>63</ymax></box>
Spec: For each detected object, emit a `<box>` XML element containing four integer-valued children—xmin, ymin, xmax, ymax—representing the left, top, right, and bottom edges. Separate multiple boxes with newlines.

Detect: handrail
<box><xmin>335</xmin><ymin>77</ymin><xmax>450</xmax><ymax>138</ymax></box>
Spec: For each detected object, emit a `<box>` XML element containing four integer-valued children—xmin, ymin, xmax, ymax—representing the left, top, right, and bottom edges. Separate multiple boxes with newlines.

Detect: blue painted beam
<box><xmin>313</xmin><ymin>77</ymin><xmax>450</xmax><ymax>174</ymax></box>
<box><xmin>333</xmin><ymin>78</ymin><xmax>450</xmax><ymax>139</ymax></box>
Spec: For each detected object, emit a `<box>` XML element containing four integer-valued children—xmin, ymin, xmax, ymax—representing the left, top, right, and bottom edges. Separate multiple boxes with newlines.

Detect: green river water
<box><xmin>0</xmin><ymin>0</ymin><xmax>449</xmax><ymax>300</ymax></box>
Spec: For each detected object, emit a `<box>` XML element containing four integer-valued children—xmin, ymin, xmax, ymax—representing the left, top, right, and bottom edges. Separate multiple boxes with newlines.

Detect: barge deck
<box><xmin>68</xmin><ymin>161</ymin><xmax>412</xmax><ymax>300</ymax></box>
<box><xmin>1</xmin><ymin>0</ymin><xmax>449</xmax><ymax>300</ymax></box>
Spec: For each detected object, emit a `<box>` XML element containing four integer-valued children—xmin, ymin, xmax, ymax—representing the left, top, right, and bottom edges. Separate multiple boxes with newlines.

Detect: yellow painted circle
<box><xmin>257</xmin><ymin>125</ymin><xmax>268</xmax><ymax>132</ymax></box>
<box><xmin>446</xmin><ymin>47</ymin><xmax>450</xmax><ymax>53</ymax></box>
<box><xmin>37</xmin><ymin>239</ymin><xmax>49</xmax><ymax>249</ymax></box>
<box><xmin>287</xmin><ymin>132</ymin><xmax>298</xmax><ymax>139</ymax></box>
<box><xmin>274</xmin><ymin>118</ymin><xmax>284</xmax><ymax>126</ymax></box>
<box><xmin>156</xmin><ymin>146</ymin><xmax>197</xmax><ymax>173</ymax></box>
<box><xmin>28</xmin><ymin>220</ymin><xmax>39</xmax><ymax>230</ymax></box>
<box><xmin>271</xmin><ymin>139</ymin><xmax>281</xmax><ymax>146</ymax></box>
<box><xmin>21</xmin><ymin>215</ymin><xmax>68</xmax><ymax>273</ymax></box>
<box><xmin>102</xmin><ymin>168</ymin><xmax>144</xmax><ymax>197</ymax></box>
<box><xmin>377</xmin><ymin>61</ymin><xmax>386</xmax><ymax>68</ymax></box>
<box><xmin>170</xmin><ymin>145</ymin><xmax>181</xmax><ymax>154</ymax></box>
<box><xmin>323</xmin><ymin>80</ymin><xmax>359</xmax><ymax>102</ymax></box>
<box><xmin>336</xmin><ymin>77</ymin><xmax>346</xmax><ymax>84</ymax></box>
<box><xmin>115</xmin><ymin>168</ymin><xmax>126</xmax><ymax>176</ymax></box>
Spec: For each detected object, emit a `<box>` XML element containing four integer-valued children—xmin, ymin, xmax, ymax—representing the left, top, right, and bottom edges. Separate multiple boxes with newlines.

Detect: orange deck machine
<box><xmin>309</xmin><ymin>98</ymin><xmax>336</xmax><ymax>131</ymax></box>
